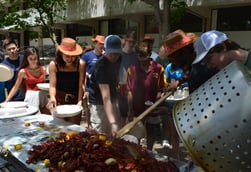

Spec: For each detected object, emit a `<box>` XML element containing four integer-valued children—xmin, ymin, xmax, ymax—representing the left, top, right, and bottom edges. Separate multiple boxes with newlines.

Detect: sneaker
<box><xmin>162</xmin><ymin>140</ymin><xmax>172</xmax><ymax>149</ymax></box>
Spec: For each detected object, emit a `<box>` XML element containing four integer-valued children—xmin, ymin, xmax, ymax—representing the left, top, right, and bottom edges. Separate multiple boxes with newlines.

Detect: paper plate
<box><xmin>0</xmin><ymin>63</ymin><xmax>14</xmax><ymax>81</ymax></box>
<box><xmin>53</xmin><ymin>105</ymin><xmax>83</xmax><ymax>117</ymax></box>
<box><xmin>0</xmin><ymin>101</ymin><xmax>28</xmax><ymax>108</ymax></box>
<box><xmin>37</xmin><ymin>83</ymin><xmax>49</xmax><ymax>91</ymax></box>
<box><xmin>0</xmin><ymin>105</ymin><xmax>38</xmax><ymax>119</ymax></box>
<box><xmin>166</xmin><ymin>90</ymin><xmax>189</xmax><ymax>102</ymax></box>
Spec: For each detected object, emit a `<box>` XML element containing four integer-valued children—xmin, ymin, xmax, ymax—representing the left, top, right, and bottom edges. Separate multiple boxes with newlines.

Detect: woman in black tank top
<box><xmin>47</xmin><ymin>38</ymin><xmax>86</xmax><ymax>125</ymax></box>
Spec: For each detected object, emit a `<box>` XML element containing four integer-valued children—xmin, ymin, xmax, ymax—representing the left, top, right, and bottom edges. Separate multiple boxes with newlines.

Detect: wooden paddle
<box><xmin>116</xmin><ymin>91</ymin><xmax>173</xmax><ymax>138</ymax></box>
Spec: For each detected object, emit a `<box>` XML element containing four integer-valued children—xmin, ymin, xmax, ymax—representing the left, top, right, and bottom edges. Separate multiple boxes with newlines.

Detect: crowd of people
<box><xmin>0</xmin><ymin>28</ymin><xmax>250</xmax><ymax>160</ymax></box>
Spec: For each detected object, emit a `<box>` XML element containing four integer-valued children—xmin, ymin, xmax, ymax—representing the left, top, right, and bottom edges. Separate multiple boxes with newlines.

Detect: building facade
<box><xmin>1</xmin><ymin>0</ymin><xmax>251</xmax><ymax>60</ymax></box>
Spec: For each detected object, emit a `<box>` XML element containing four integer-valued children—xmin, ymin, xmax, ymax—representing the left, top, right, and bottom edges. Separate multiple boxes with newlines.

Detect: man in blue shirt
<box><xmin>1</xmin><ymin>37</ymin><xmax>24</xmax><ymax>101</ymax></box>
<box><xmin>81</xmin><ymin>35</ymin><xmax>105</xmax><ymax>127</ymax></box>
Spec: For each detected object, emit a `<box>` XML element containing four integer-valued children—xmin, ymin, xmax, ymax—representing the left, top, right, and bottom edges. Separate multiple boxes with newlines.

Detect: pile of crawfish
<box><xmin>26</xmin><ymin>129</ymin><xmax>179</xmax><ymax>172</ymax></box>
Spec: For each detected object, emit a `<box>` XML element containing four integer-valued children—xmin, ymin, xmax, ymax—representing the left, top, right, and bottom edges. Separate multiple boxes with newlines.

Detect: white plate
<box><xmin>0</xmin><ymin>105</ymin><xmax>38</xmax><ymax>119</ymax></box>
<box><xmin>0</xmin><ymin>101</ymin><xmax>28</xmax><ymax>108</ymax></box>
<box><xmin>0</xmin><ymin>64</ymin><xmax>14</xmax><ymax>81</ymax></box>
<box><xmin>37</xmin><ymin>83</ymin><xmax>49</xmax><ymax>91</ymax></box>
<box><xmin>166</xmin><ymin>90</ymin><xmax>189</xmax><ymax>102</ymax></box>
<box><xmin>53</xmin><ymin>105</ymin><xmax>83</xmax><ymax>117</ymax></box>
<box><xmin>166</xmin><ymin>95</ymin><xmax>187</xmax><ymax>101</ymax></box>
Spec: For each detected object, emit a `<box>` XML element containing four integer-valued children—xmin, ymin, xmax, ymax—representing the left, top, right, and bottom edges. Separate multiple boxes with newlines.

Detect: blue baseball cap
<box><xmin>104</xmin><ymin>35</ymin><xmax>122</xmax><ymax>54</ymax></box>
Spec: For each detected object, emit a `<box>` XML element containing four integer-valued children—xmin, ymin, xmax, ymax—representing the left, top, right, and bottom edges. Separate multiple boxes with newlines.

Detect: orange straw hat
<box><xmin>57</xmin><ymin>37</ymin><xmax>83</xmax><ymax>56</ymax></box>
<box><xmin>162</xmin><ymin>29</ymin><xmax>198</xmax><ymax>57</ymax></box>
<box><xmin>91</xmin><ymin>35</ymin><xmax>105</xmax><ymax>44</ymax></box>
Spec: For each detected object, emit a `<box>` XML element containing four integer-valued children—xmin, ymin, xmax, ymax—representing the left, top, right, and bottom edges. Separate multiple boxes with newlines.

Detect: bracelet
<box><xmin>110</xmin><ymin>122</ymin><xmax>117</xmax><ymax>125</ymax></box>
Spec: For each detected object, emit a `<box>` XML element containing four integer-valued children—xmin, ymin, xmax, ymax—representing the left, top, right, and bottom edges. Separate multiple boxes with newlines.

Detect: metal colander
<box><xmin>173</xmin><ymin>61</ymin><xmax>251</xmax><ymax>172</ymax></box>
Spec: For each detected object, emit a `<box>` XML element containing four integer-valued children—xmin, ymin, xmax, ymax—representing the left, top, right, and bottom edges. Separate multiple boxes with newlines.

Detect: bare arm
<box><xmin>5</xmin><ymin>69</ymin><xmax>26</xmax><ymax>102</ymax></box>
<box><xmin>47</xmin><ymin>61</ymin><xmax>57</xmax><ymax>108</ymax></box>
<box><xmin>99</xmin><ymin>83</ymin><xmax>118</xmax><ymax>136</ymax></box>
<box><xmin>41</xmin><ymin>66</ymin><xmax>46</xmax><ymax>82</ymax></box>
<box><xmin>127</xmin><ymin>91</ymin><xmax>134</xmax><ymax>121</ymax></box>
<box><xmin>77</xmin><ymin>59</ymin><xmax>86</xmax><ymax>106</ymax></box>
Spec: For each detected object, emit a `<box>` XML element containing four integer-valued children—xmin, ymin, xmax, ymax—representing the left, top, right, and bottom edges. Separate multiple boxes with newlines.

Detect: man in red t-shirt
<box><xmin>127</xmin><ymin>48</ymin><xmax>170</xmax><ymax>150</ymax></box>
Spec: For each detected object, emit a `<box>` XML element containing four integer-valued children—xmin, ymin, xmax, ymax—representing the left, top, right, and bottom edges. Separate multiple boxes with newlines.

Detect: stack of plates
<box><xmin>0</xmin><ymin>101</ymin><xmax>38</xmax><ymax>119</ymax></box>
<box><xmin>37</xmin><ymin>83</ymin><xmax>50</xmax><ymax>91</ymax></box>
<box><xmin>0</xmin><ymin>101</ymin><xmax>28</xmax><ymax>108</ymax></box>
<box><xmin>52</xmin><ymin>105</ymin><xmax>83</xmax><ymax>117</ymax></box>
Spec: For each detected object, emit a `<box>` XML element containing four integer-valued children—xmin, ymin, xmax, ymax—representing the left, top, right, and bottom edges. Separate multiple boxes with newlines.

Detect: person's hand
<box><xmin>77</xmin><ymin>100</ymin><xmax>83</xmax><ymax>107</ymax></box>
<box><xmin>111</xmin><ymin>123</ymin><xmax>118</xmax><ymax>137</ymax></box>
<box><xmin>46</xmin><ymin>97</ymin><xmax>57</xmax><ymax>109</ymax></box>
<box><xmin>168</xmin><ymin>79</ymin><xmax>179</xmax><ymax>92</ymax></box>
<box><xmin>83</xmin><ymin>92</ymin><xmax>89</xmax><ymax>99</ymax></box>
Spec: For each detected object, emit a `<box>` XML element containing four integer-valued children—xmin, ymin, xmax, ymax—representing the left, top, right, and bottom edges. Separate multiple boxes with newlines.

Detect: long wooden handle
<box><xmin>116</xmin><ymin>91</ymin><xmax>173</xmax><ymax>138</ymax></box>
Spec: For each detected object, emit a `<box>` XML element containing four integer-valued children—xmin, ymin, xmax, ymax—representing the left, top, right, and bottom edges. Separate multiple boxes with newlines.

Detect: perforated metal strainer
<box><xmin>173</xmin><ymin>61</ymin><xmax>251</xmax><ymax>172</ymax></box>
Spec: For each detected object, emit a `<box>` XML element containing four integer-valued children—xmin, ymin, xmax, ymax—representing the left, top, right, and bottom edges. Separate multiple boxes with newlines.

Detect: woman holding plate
<box><xmin>47</xmin><ymin>37</ymin><xmax>86</xmax><ymax>125</ymax></box>
<box><xmin>5</xmin><ymin>47</ymin><xmax>49</xmax><ymax>114</ymax></box>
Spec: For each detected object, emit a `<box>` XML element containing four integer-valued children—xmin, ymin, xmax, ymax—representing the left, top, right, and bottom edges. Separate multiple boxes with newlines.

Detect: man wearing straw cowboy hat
<box><xmin>162</xmin><ymin>29</ymin><xmax>218</xmax><ymax>158</ymax></box>
<box><xmin>162</xmin><ymin>29</ymin><xmax>217</xmax><ymax>93</ymax></box>
<box><xmin>161</xmin><ymin>29</ymin><xmax>199</xmax><ymax>159</ymax></box>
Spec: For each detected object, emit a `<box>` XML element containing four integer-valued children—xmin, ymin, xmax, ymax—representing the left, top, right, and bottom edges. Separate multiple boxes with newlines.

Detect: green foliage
<box><xmin>0</xmin><ymin>0</ymin><xmax>66</xmax><ymax>35</ymax></box>
<box><xmin>128</xmin><ymin>0</ymin><xmax>187</xmax><ymax>37</ymax></box>
<box><xmin>170</xmin><ymin>0</ymin><xmax>187</xmax><ymax>25</ymax></box>
<box><xmin>28</xmin><ymin>31</ymin><xmax>39</xmax><ymax>40</ymax></box>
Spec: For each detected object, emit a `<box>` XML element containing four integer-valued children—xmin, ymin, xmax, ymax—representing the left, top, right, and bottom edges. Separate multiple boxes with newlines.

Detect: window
<box><xmin>144</xmin><ymin>12</ymin><xmax>203</xmax><ymax>34</ymax></box>
<box><xmin>108</xmin><ymin>19</ymin><xmax>126</xmax><ymax>35</ymax></box>
<box><xmin>66</xmin><ymin>24</ymin><xmax>93</xmax><ymax>38</ymax></box>
<box><xmin>217</xmin><ymin>6</ymin><xmax>251</xmax><ymax>31</ymax></box>
<box><xmin>171</xmin><ymin>12</ymin><xmax>203</xmax><ymax>32</ymax></box>
<box><xmin>145</xmin><ymin>15</ymin><xmax>159</xmax><ymax>33</ymax></box>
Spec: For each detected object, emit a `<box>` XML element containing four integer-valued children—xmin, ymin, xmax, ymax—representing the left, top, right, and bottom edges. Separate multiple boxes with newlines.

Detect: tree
<box><xmin>128</xmin><ymin>0</ymin><xmax>187</xmax><ymax>45</ymax></box>
<box><xmin>0</xmin><ymin>0</ymin><xmax>67</xmax><ymax>46</ymax></box>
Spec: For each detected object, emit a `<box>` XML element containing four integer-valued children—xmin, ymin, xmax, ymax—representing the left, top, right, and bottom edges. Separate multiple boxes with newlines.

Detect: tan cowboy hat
<box><xmin>57</xmin><ymin>37</ymin><xmax>83</xmax><ymax>56</ymax></box>
<box><xmin>91</xmin><ymin>35</ymin><xmax>105</xmax><ymax>44</ymax></box>
<box><xmin>161</xmin><ymin>29</ymin><xmax>198</xmax><ymax>58</ymax></box>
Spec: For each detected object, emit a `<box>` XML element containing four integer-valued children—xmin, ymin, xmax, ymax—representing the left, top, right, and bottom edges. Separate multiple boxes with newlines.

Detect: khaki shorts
<box><xmin>89</xmin><ymin>103</ymin><xmax>120</xmax><ymax>134</ymax></box>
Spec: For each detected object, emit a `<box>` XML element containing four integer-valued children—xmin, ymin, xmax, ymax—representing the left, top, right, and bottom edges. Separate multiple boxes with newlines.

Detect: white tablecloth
<box><xmin>0</xmin><ymin>114</ymin><xmax>203</xmax><ymax>172</ymax></box>
<box><xmin>0</xmin><ymin>114</ymin><xmax>86</xmax><ymax>171</ymax></box>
